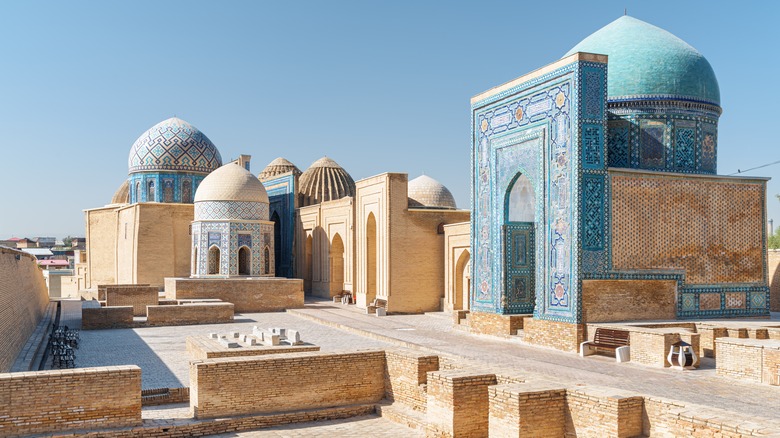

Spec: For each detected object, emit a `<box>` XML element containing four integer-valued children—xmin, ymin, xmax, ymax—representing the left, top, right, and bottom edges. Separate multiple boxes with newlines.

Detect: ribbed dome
<box><xmin>298</xmin><ymin>157</ymin><xmax>355</xmax><ymax>206</ymax></box>
<box><xmin>258</xmin><ymin>157</ymin><xmax>302</xmax><ymax>182</ymax></box>
<box><xmin>128</xmin><ymin>117</ymin><xmax>223</xmax><ymax>174</ymax></box>
<box><xmin>407</xmin><ymin>175</ymin><xmax>457</xmax><ymax>209</ymax></box>
<box><xmin>194</xmin><ymin>163</ymin><xmax>269</xmax><ymax>203</ymax></box>
<box><xmin>110</xmin><ymin>180</ymin><xmax>129</xmax><ymax>205</ymax></box>
<box><xmin>564</xmin><ymin>16</ymin><xmax>720</xmax><ymax>105</ymax></box>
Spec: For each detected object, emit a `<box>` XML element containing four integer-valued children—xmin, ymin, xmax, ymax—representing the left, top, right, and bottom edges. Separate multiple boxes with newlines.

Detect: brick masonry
<box><xmin>769</xmin><ymin>250</ymin><xmax>780</xmax><ymax>312</ymax></box>
<box><xmin>489</xmin><ymin>382</ymin><xmax>566</xmax><ymax>437</ymax></box>
<box><xmin>105</xmin><ymin>285</ymin><xmax>159</xmax><ymax>316</ymax></box>
<box><xmin>190</xmin><ymin>350</ymin><xmax>386</xmax><ymax>419</ymax></box>
<box><xmin>98</xmin><ymin>284</ymin><xmax>150</xmax><ymax>301</ymax></box>
<box><xmin>523</xmin><ymin>317</ymin><xmax>584</xmax><ymax>352</ymax></box>
<box><xmin>384</xmin><ymin>349</ymin><xmax>439</xmax><ymax>413</ymax></box>
<box><xmin>565</xmin><ymin>386</ymin><xmax>644</xmax><ymax>437</ymax></box>
<box><xmin>426</xmin><ymin>370</ymin><xmax>497</xmax><ymax>437</ymax></box>
<box><xmin>0</xmin><ymin>365</ymin><xmax>141</xmax><ymax>436</ymax></box>
<box><xmin>146</xmin><ymin>302</ymin><xmax>234</xmax><ymax>326</ymax></box>
<box><xmin>0</xmin><ymin>247</ymin><xmax>49</xmax><ymax>372</ymax></box>
<box><xmin>581</xmin><ymin>279</ymin><xmax>677</xmax><ymax>322</ymax></box>
<box><xmin>467</xmin><ymin>311</ymin><xmax>525</xmax><ymax>337</ymax></box>
<box><xmin>165</xmin><ymin>277</ymin><xmax>304</xmax><ymax>313</ymax></box>
<box><xmin>186</xmin><ymin>335</ymin><xmax>320</xmax><ymax>359</ymax></box>
<box><xmin>716</xmin><ymin>337</ymin><xmax>780</xmax><ymax>384</ymax></box>
<box><xmin>82</xmin><ymin>306</ymin><xmax>134</xmax><ymax>330</ymax></box>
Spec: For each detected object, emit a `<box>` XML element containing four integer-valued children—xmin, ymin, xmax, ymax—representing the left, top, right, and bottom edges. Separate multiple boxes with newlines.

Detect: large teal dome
<box><xmin>564</xmin><ymin>16</ymin><xmax>720</xmax><ymax>106</ymax></box>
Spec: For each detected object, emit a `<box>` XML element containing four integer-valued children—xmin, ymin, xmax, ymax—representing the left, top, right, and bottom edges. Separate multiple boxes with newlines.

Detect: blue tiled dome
<box><xmin>564</xmin><ymin>16</ymin><xmax>720</xmax><ymax>106</ymax></box>
<box><xmin>128</xmin><ymin>117</ymin><xmax>223</xmax><ymax>174</ymax></box>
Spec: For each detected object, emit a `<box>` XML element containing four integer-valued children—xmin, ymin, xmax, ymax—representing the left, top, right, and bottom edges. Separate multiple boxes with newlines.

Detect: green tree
<box><xmin>63</xmin><ymin>236</ymin><xmax>73</xmax><ymax>247</ymax></box>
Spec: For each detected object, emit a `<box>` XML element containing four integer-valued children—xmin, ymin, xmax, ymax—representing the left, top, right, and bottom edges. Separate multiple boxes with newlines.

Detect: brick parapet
<box><xmin>0</xmin><ymin>365</ymin><xmax>141</xmax><ymax>436</ymax></box>
<box><xmin>384</xmin><ymin>349</ymin><xmax>439</xmax><ymax>412</ymax></box>
<box><xmin>426</xmin><ymin>369</ymin><xmax>497</xmax><ymax>437</ymax></box>
<box><xmin>146</xmin><ymin>302</ymin><xmax>233</xmax><ymax>326</ymax></box>
<box><xmin>105</xmin><ymin>285</ymin><xmax>158</xmax><ymax>316</ymax></box>
<box><xmin>82</xmin><ymin>306</ymin><xmax>134</xmax><ymax>330</ymax></box>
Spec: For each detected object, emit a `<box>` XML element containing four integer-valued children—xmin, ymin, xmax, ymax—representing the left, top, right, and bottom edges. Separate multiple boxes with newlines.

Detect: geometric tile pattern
<box><xmin>699</xmin><ymin>293</ymin><xmax>721</xmax><ymax>311</ymax></box>
<box><xmin>194</xmin><ymin>201</ymin><xmax>269</xmax><ymax>221</ymax></box>
<box><xmin>725</xmin><ymin>292</ymin><xmax>746</xmax><ymax>309</ymax></box>
<box><xmin>192</xmin><ymin>220</ymin><xmax>273</xmax><ymax>277</ymax></box>
<box><xmin>262</xmin><ymin>174</ymin><xmax>296</xmax><ymax>278</ymax></box>
<box><xmin>611</xmin><ymin>173</ymin><xmax>764</xmax><ymax>284</ymax></box>
<box><xmin>128</xmin><ymin>172</ymin><xmax>205</xmax><ymax>204</ymax></box>
<box><xmin>128</xmin><ymin>117</ymin><xmax>222</xmax><ymax>174</ymax></box>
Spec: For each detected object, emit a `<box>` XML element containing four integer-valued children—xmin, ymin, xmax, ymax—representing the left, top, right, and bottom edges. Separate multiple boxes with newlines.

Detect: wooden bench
<box><xmin>580</xmin><ymin>328</ymin><xmax>630</xmax><ymax>362</ymax></box>
<box><xmin>366</xmin><ymin>298</ymin><xmax>387</xmax><ymax>315</ymax></box>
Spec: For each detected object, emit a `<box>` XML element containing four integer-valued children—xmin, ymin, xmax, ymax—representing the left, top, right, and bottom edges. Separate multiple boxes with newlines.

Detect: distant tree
<box><xmin>63</xmin><ymin>236</ymin><xmax>73</xmax><ymax>247</ymax></box>
<box><xmin>770</xmin><ymin>229</ymin><xmax>780</xmax><ymax>250</ymax></box>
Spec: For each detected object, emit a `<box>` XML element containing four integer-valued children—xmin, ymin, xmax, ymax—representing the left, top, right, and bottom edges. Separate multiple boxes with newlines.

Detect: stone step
<box><xmin>375</xmin><ymin>401</ymin><xmax>430</xmax><ymax>434</ymax></box>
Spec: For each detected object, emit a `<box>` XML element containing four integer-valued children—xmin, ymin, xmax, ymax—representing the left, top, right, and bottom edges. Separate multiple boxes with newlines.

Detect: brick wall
<box><xmin>581</xmin><ymin>280</ymin><xmax>677</xmax><ymax>322</ymax></box>
<box><xmin>716</xmin><ymin>337</ymin><xmax>780</xmax><ymax>384</ymax></box>
<box><xmin>426</xmin><ymin>370</ymin><xmax>497</xmax><ymax>437</ymax></box>
<box><xmin>82</xmin><ymin>306</ymin><xmax>134</xmax><ymax>330</ymax></box>
<box><xmin>695</xmin><ymin>325</ymin><xmax>728</xmax><ymax>358</ymax></box>
<box><xmin>642</xmin><ymin>396</ymin><xmax>777</xmax><ymax>437</ymax></box>
<box><xmin>146</xmin><ymin>303</ymin><xmax>233</xmax><ymax>326</ymax></box>
<box><xmin>489</xmin><ymin>382</ymin><xmax>566</xmax><ymax>437</ymax></box>
<box><xmin>0</xmin><ymin>247</ymin><xmax>50</xmax><ymax>371</ymax></box>
<box><xmin>611</xmin><ymin>172</ymin><xmax>765</xmax><ymax>286</ymax></box>
<box><xmin>0</xmin><ymin>365</ymin><xmax>141</xmax><ymax>436</ymax></box>
<box><xmin>565</xmin><ymin>387</ymin><xmax>643</xmax><ymax>437</ymax></box>
<box><xmin>770</xmin><ymin>250</ymin><xmax>780</xmax><ymax>311</ymax></box>
<box><xmin>468</xmin><ymin>311</ymin><xmax>525</xmax><ymax>337</ymax></box>
<box><xmin>523</xmin><ymin>318</ymin><xmax>584</xmax><ymax>352</ymax></box>
<box><xmin>98</xmin><ymin>284</ymin><xmax>150</xmax><ymax>301</ymax></box>
<box><xmin>105</xmin><ymin>285</ymin><xmax>158</xmax><ymax>316</ymax></box>
<box><xmin>384</xmin><ymin>349</ymin><xmax>439</xmax><ymax>412</ymax></box>
<box><xmin>165</xmin><ymin>277</ymin><xmax>304</xmax><ymax>313</ymax></box>
<box><xmin>186</xmin><ymin>336</ymin><xmax>320</xmax><ymax>360</ymax></box>
<box><xmin>190</xmin><ymin>350</ymin><xmax>386</xmax><ymax>419</ymax></box>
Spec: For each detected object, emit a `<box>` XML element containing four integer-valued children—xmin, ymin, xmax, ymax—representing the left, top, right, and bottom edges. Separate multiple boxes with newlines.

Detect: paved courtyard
<box><xmin>208</xmin><ymin>415</ymin><xmax>423</xmax><ymax>437</ymax></box>
<box><xmin>58</xmin><ymin>299</ymin><xmax>780</xmax><ymax>424</ymax></box>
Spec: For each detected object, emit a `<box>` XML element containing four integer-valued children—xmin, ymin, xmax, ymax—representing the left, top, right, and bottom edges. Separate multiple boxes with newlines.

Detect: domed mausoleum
<box><xmin>298</xmin><ymin>157</ymin><xmax>355</xmax><ymax>206</ymax></box>
<box><xmin>565</xmin><ymin>16</ymin><xmax>721</xmax><ymax>173</ymax></box>
<box><xmin>258</xmin><ymin>157</ymin><xmax>302</xmax><ymax>182</ymax></box>
<box><xmin>128</xmin><ymin>117</ymin><xmax>223</xmax><ymax>203</ymax></box>
<box><xmin>191</xmin><ymin>162</ymin><xmax>274</xmax><ymax>277</ymax></box>
<box><xmin>407</xmin><ymin>175</ymin><xmax>457</xmax><ymax>209</ymax></box>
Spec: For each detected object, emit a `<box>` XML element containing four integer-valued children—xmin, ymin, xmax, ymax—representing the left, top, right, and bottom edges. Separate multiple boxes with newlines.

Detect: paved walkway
<box><xmin>290</xmin><ymin>301</ymin><xmax>780</xmax><ymax>422</ymax></box>
<box><xmin>207</xmin><ymin>415</ymin><xmax>423</xmax><ymax>437</ymax></box>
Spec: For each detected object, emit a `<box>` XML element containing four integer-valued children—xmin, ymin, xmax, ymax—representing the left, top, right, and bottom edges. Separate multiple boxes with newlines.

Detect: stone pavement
<box><xmin>290</xmin><ymin>301</ymin><xmax>780</xmax><ymax>422</ymax></box>
<box><xmin>207</xmin><ymin>415</ymin><xmax>423</xmax><ymax>437</ymax></box>
<box><xmin>59</xmin><ymin>300</ymin><xmax>392</xmax><ymax>389</ymax></box>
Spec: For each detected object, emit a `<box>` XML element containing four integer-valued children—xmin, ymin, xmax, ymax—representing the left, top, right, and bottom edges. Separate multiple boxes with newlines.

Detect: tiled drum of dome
<box><xmin>195</xmin><ymin>201</ymin><xmax>268</xmax><ymax>221</ymax></box>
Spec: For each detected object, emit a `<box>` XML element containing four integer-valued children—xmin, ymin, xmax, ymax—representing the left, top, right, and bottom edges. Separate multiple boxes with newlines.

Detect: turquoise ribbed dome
<box><xmin>564</xmin><ymin>16</ymin><xmax>720</xmax><ymax>105</ymax></box>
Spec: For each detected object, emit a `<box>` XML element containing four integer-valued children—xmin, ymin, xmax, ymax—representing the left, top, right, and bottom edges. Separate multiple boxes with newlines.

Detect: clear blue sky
<box><xmin>1</xmin><ymin>1</ymin><xmax>778</xmax><ymax>238</ymax></box>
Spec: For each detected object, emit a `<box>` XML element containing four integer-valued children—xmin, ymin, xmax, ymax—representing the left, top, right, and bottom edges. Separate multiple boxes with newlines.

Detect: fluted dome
<box><xmin>195</xmin><ymin>163</ymin><xmax>269</xmax><ymax>204</ymax></box>
<box><xmin>407</xmin><ymin>175</ymin><xmax>457</xmax><ymax>209</ymax></box>
<box><xmin>564</xmin><ymin>16</ymin><xmax>720</xmax><ymax>106</ymax></box>
<box><xmin>298</xmin><ymin>157</ymin><xmax>355</xmax><ymax>206</ymax></box>
<box><xmin>258</xmin><ymin>157</ymin><xmax>302</xmax><ymax>182</ymax></box>
<box><xmin>128</xmin><ymin>117</ymin><xmax>223</xmax><ymax>174</ymax></box>
<box><xmin>110</xmin><ymin>180</ymin><xmax>129</xmax><ymax>205</ymax></box>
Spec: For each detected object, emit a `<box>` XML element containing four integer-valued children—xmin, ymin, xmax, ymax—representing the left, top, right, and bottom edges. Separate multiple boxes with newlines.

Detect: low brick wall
<box><xmin>141</xmin><ymin>386</ymin><xmax>189</xmax><ymax>406</ymax></box>
<box><xmin>105</xmin><ymin>285</ymin><xmax>158</xmax><ymax>316</ymax></box>
<box><xmin>0</xmin><ymin>365</ymin><xmax>141</xmax><ymax>436</ymax></box>
<box><xmin>146</xmin><ymin>303</ymin><xmax>234</xmax><ymax>326</ymax></box>
<box><xmin>384</xmin><ymin>349</ymin><xmax>439</xmax><ymax>412</ymax></box>
<box><xmin>565</xmin><ymin>386</ymin><xmax>644</xmax><ymax>437</ymax></box>
<box><xmin>696</xmin><ymin>325</ymin><xmax>728</xmax><ymax>358</ymax></box>
<box><xmin>643</xmin><ymin>395</ymin><xmax>777</xmax><ymax>436</ymax></box>
<box><xmin>489</xmin><ymin>382</ymin><xmax>566</xmax><ymax>437</ymax></box>
<box><xmin>97</xmin><ymin>283</ymin><xmax>150</xmax><ymax>301</ymax></box>
<box><xmin>716</xmin><ymin>337</ymin><xmax>780</xmax><ymax>384</ymax></box>
<box><xmin>165</xmin><ymin>277</ymin><xmax>304</xmax><ymax>313</ymax></box>
<box><xmin>82</xmin><ymin>306</ymin><xmax>134</xmax><ymax>330</ymax></box>
<box><xmin>467</xmin><ymin>311</ymin><xmax>525</xmax><ymax>337</ymax></box>
<box><xmin>524</xmin><ymin>318</ymin><xmax>584</xmax><ymax>352</ymax></box>
<box><xmin>186</xmin><ymin>336</ymin><xmax>320</xmax><ymax>359</ymax></box>
<box><xmin>581</xmin><ymin>279</ymin><xmax>677</xmax><ymax>323</ymax></box>
<box><xmin>426</xmin><ymin>370</ymin><xmax>497</xmax><ymax>437</ymax></box>
<box><xmin>190</xmin><ymin>350</ymin><xmax>386</xmax><ymax>419</ymax></box>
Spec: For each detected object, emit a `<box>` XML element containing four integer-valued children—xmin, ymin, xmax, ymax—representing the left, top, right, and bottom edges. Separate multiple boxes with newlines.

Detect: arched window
<box><xmin>181</xmin><ymin>179</ymin><xmax>192</xmax><ymax>203</ymax></box>
<box><xmin>208</xmin><ymin>245</ymin><xmax>220</xmax><ymax>275</ymax></box>
<box><xmin>238</xmin><ymin>246</ymin><xmax>251</xmax><ymax>275</ymax></box>
<box><xmin>135</xmin><ymin>182</ymin><xmax>141</xmax><ymax>203</ymax></box>
<box><xmin>507</xmin><ymin>174</ymin><xmax>534</xmax><ymax>222</ymax></box>
<box><xmin>163</xmin><ymin>179</ymin><xmax>174</xmax><ymax>203</ymax></box>
<box><xmin>147</xmin><ymin>180</ymin><xmax>156</xmax><ymax>202</ymax></box>
<box><xmin>366</xmin><ymin>212</ymin><xmax>377</xmax><ymax>303</ymax></box>
<box><xmin>264</xmin><ymin>246</ymin><xmax>271</xmax><ymax>275</ymax></box>
<box><xmin>192</xmin><ymin>246</ymin><xmax>198</xmax><ymax>276</ymax></box>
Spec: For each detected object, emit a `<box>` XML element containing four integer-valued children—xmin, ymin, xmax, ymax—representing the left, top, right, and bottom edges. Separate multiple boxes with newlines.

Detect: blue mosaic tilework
<box><xmin>128</xmin><ymin>118</ymin><xmax>222</xmax><ymax>174</ymax></box>
<box><xmin>607</xmin><ymin>122</ymin><xmax>630</xmax><ymax>168</ymax></box>
<box><xmin>129</xmin><ymin>173</ymin><xmax>205</xmax><ymax>204</ymax></box>
<box><xmin>262</xmin><ymin>174</ymin><xmax>296</xmax><ymax>278</ymax></box>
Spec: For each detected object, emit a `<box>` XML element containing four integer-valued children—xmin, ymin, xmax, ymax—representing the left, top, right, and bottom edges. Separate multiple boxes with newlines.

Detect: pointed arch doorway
<box><xmin>503</xmin><ymin>173</ymin><xmax>536</xmax><ymax>314</ymax></box>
